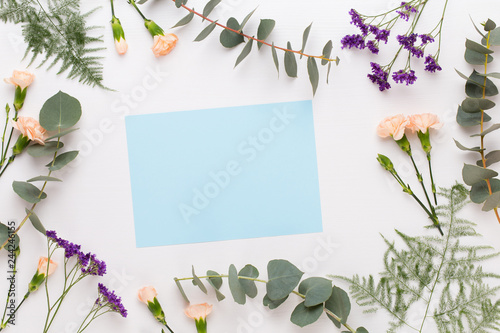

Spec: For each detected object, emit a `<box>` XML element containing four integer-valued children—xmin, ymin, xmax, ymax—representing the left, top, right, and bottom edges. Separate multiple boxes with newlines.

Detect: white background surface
<box><xmin>1</xmin><ymin>0</ymin><xmax>500</xmax><ymax>332</ymax></box>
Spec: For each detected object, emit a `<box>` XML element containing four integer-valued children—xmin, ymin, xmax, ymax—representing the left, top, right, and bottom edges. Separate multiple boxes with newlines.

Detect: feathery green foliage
<box><xmin>0</xmin><ymin>0</ymin><xmax>105</xmax><ymax>88</ymax></box>
<box><xmin>332</xmin><ymin>184</ymin><xmax>500</xmax><ymax>332</ymax></box>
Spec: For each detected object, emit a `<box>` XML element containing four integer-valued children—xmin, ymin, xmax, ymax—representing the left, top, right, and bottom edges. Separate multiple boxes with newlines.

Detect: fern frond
<box><xmin>332</xmin><ymin>184</ymin><xmax>500</xmax><ymax>332</ymax></box>
<box><xmin>1</xmin><ymin>0</ymin><xmax>105</xmax><ymax>88</ymax></box>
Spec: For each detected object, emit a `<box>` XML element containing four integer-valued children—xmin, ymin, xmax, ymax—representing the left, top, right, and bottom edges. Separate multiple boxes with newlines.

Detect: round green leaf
<box><xmin>325</xmin><ymin>286</ymin><xmax>351</xmax><ymax>328</ymax></box>
<box><xmin>485</xmin><ymin>19</ymin><xmax>496</xmax><ymax>32</ymax></box>
<box><xmin>466</xmin><ymin>70</ymin><xmax>498</xmax><ymax>97</ymax></box>
<box><xmin>470</xmin><ymin>179</ymin><xmax>500</xmax><ymax>203</ymax></box>
<box><xmin>206</xmin><ymin>270</ymin><xmax>225</xmax><ymax>301</ymax></box>
<box><xmin>39</xmin><ymin>91</ymin><xmax>82</xmax><ymax>131</ymax></box>
<box><xmin>298</xmin><ymin>277</ymin><xmax>332</xmax><ymax>307</ymax></box>
<box><xmin>465</xmin><ymin>49</ymin><xmax>493</xmax><ymax>65</ymax></box>
<box><xmin>0</xmin><ymin>223</ymin><xmax>19</xmax><ymax>252</ymax></box>
<box><xmin>192</xmin><ymin>266</ymin><xmax>208</xmax><ymax>294</ymax></box>
<box><xmin>12</xmin><ymin>181</ymin><xmax>47</xmax><ymax>203</ymax></box>
<box><xmin>356</xmin><ymin>327</ymin><xmax>369</xmax><ymax>333</ymax></box>
<box><xmin>266</xmin><ymin>259</ymin><xmax>303</xmax><ymax>301</ymax></box>
<box><xmin>461</xmin><ymin>98</ymin><xmax>495</xmax><ymax>113</ymax></box>
<box><xmin>462</xmin><ymin>164</ymin><xmax>498</xmax><ymax>186</ymax></box>
<box><xmin>27</xmin><ymin>141</ymin><xmax>64</xmax><ymax>157</ymax></box>
<box><xmin>466</xmin><ymin>39</ymin><xmax>494</xmax><ymax>54</ymax></box>
<box><xmin>483</xmin><ymin>191</ymin><xmax>500</xmax><ymax>211</ymax></box>
<box><xmin>47</xmin><ymin>150</ymin><xmax>79</xmax><ymax>171</ymax></box>
<box><xmin>263</xmin><ymin>293</ymin><xmax>288</xmax><ymax>309</ymax></box>
<box><xmin>479</xmin><ymin>150</ymin><xmax>500</xmax><ymax>167</ymax></box>
<box><xmin>457</xmin><ymin>105</ymin><xmax>491</xmax><ymax>127</ymax></box>
<box><xmin>220</xmin><ymin>18</ymin><xmax>244</xmax><ymax>48</ymax></box>
<box><xmin>290</xmin><ymin>301</ymin><xmax>323</xmax><ymax>328</ymax></box>
<box><xmin>238</xmin><ymin>264</ymin><xmax>259</xmax><ymax>298</ymax></box>
<box><xmin>25</xmin><ymin>208</ymin><xmax>46</xmax><ymax>234</ymax></box>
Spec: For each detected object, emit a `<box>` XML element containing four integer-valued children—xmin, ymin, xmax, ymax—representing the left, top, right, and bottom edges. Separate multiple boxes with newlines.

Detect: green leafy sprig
<box><xmin>0</xmin><ymin>0</ymin><xmax>105</xmax><ymax>88</ymax></box>
<box><xmin>138</xmin><ymin>0</ymin><xmax>338</xmax><ymax>95</ymax></box>
<box><xmin>333</xmin><ymin>184</ymin><xmax>500</xmax><ymax>332</ymax></box>
<box><xmin>174</xmin><ymin>260</ymin><xmax>368</xmax><ymax>332</ymax></box>
<box><xmin>455</xmin><ymin>19</ymin><xmax>500</xmax><ymax>224</ymax></box>
<box><xmin>0</xmin><ymin>91</ymin><xmax>81</xmax><ymax>251</ymax></box>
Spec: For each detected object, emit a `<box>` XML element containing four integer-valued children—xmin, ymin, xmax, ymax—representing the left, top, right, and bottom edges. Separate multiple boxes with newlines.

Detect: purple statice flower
<box><xmin>81</xmin><ymin>253</ymin><xmax>106</xmax><ymax>276</ymax></box>
<box><xmin>375</xmin><ymin>29</ymin><xmax>390</xmax><ymax>43</ymax></box>
<box><xmin>392</xmin><ymin>69</ymin><xmax>417</xmax><ymax>85</ymax></box>
<box><xmin>349</xmin><ymin>9</ymin><xmax>369</xmax><ymax>36</ymax></box>
<box><xmin>424</xmin><ymin>55</ymin><xmax>442</xmax><ymax>72</ymax></box>
<box><xmin>46</xmin><ymin>230</ymin><xmax>82</xmax><ymax>259</ymax></box>
<box><xmin>96</xmin><ymin>283</ymin><xmax>128</xmax><ymax>317</ymax></box>
<box><xmin>341</xmin><ymin>34</ymin><xmax>365</xmax><ymax>50</ymax></box>
<box><xmin>368</xmin><ymin>62</ymin><xmax>391</xmax><ymax>91</ymax></box>
<box><xmin>396</xmin><ymin>2</ymin><xmax>418</xmax><ymax>21</ymax></box>
<box><xmin>367</xmin><ymin>40</ymin><xmax>379</xmax><ymax>54</ymax></box>
<box><xmin>420</xmin><ymin>34</ymin><xmax>435</xmax><ymax>45</ymax></box>
<box><xmin>397</xmin><ymin>33</ymin><xmax>423</xmax><ymax>58</ymax></box>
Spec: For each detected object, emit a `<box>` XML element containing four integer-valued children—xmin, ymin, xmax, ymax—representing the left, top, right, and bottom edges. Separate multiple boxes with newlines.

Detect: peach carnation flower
<box><xmin>4</xmin><ymin>70</ymin><xmax>35</xmax><ymax>90</ymax></box>
<box><xmin>137</xmin><ymin>285</ymin><xmax>158</xmax><ymax>304</ymax></box>
<box><xmin>376</xmin><ymin>114</ymin><xmax>409</xmax><ymax>141</ymax></box>
<box><xmin>152</xmin><ymin>33</ymin><xmax>178</xmax><ymax>57</ymax></box>
<box><xmin>407</xmin><ymin>113</ymin><xmax>443</xmax><ymax>133</ymax></box>
<box><xmin>115</xmin><ymin>38</ymin><xmax>128</xmax><ymax>55</ymax></box>
<box><xmin>184</xmin><ymin>303</ymin><xmax>213</xmax><ymax>320</ymax></box>
<box><xmin>37</xmin><ymin>257</ymin><xmax>57</xmax><ymax>277</ymax></box>
<box><xmin>12</xmin><ymin>116</ymin><xmax>46</xmax><ymax>145</ymax></box>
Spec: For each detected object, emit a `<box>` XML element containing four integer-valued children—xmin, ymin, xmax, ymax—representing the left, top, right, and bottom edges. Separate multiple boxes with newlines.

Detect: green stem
<box><xmin>409</xmin><ymin>155</ymin><xmax>435</xmax><ymax>212</ymax></box>
<box><xmin>1</xmin><ymin>293</ymin><xmax>28</xmax><ymax>329</ymax></box>
<box><xmin>110</xmin><ymin>0</ymin><xmax>115</xmax><ymax>16</ymax></box>
<box><xmin>128</xmin><ymin>0</ymin><xmax>147</xmax><ymax>20</ymax></box>
<box><xmin>1</xmin><ymin>254</ymin><xmax>17</xmax><ymax>327</ymax></box>
<box><xmin>0</xmin><ymin>155</ymin><xmax>14</xmax><ymax>178</ymax></box>
<box><xmin>427</xmin><ymin>153</ymin><xmax>437</xmax><ymax>205</ymax></box>
<box><xmin>410</xmin><ymin>192</ymin><xmax>443</xmax><ymax>236</ymax></box>
<box><xmin>76</xmin><ymin>305</ymin><xmax>99</xmax><ymax>333</ymax></box>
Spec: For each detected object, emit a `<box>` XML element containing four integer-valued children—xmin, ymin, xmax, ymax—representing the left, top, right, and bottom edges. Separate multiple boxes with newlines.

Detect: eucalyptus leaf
<box><xmin>290</xmin><ymin>302</ymin><xmax>323</xmax><ymax>327</ymax></box>
<box><xmin>27</xmin><ymin>176</ymin><xmax>62</xmax><ymax>182</ymax></box>
<box><xmin>478</xmin><ymin>72</ymin><xmax>500</xmax><ymax>79</ymax></box>
<box><xmin>479</xmin><ymin>150</ymin><xmax>500</xmax><ymax>167</ymax></box>
<box><xmin>175</xmin><ymin>0</ymin><xmax>187</xmax><ymax>8</ymax></box>
<box><xmin>172</xmin><ymin>10</ymin><xmax>194</xmax><ymax>28</ymax></box>
<box><xmin>485</xmin><ymin>19</ymin><xmax>496</xmax><ymax>32</ymax></box>
<box><xmin>192</xmin><ymin>266</ymin><xmax>208</xmax><ymax>294</ymax></box>
<box><xmin>239</xmin><ymin>8</ymin><xmax>257</xmax><ymax>31</ymax></box>
<box><xmin>461</xmin><ymin>98</ymin><xmax>495</xmax><ymax>113</ymax></box>
<box><xmin>453</xmin><ymin>139</ymin><xmax>483</xmax><ymax>152</ymax></box>
<box><xmin>298</xmin><ymin>277</ymin><xmax>332</xmax><ymax>307</ymax></box>
<box><xmin>466</xmin><ymin>70</ymin><xmax>498</xmax><ymax>97</ymax></box>
<box><xmin>257</xmin><ymin>19</ymin><xmax>275</xmax><ymax>49</ymax></box>
<box><xmin>465</xmin><ymin>49</ymin><xmax>493</xmax><ymax>65</ymax></box>
<box><xmin>266</xmin><ymin>259</ymin><xmax>303</xmax><ymax>301</ymax></box>
<box><xmin>272</xmin><ymin>42</ymin><xmax>279</xmax><ymax>76</ymax></box>
<box><xmin>482</xmin><ymin>191</ymin><xmax>500</xmax><ymax>211</ymax></box>
<box><xmin>234</xmin><ymin>39</ymin><xmax>253</xmax><ymax>68</ymax></box>
<box><xmin>220</xmin><ymin>18</ymin><xmax>244</xmax><ymax>48</ymax></box>
<box><xmin>263</xmin><ymin>294</ymin><xmax>288</xmax><ymax>309</ymax></box>
<box><xmin>322</xmin><ymin>40</ymin><xmax>333</xmax><ymax>66</ymax></box>
<box><xmin>470</xmin><ymin>179</ymin><xmax>500</xmax><ymax>203</ymax></box>
<box><xmin>307</xmin><ymin>57</ymin><xmax>319</xmax><ymax>95</ymax></box>
<box><xmin>202</xmin><ymin>0</ymin><xmax>221</xmax><ymax>19</ymax></box>
<box><xmin>284</xmin><ymin>42</ymin><xmax>298</xmax><ymax>78</ymax></box>
<box><xmin>489</xmin><ymin>27</ymin><xmax>500</xmax><ymax>46</ymax></box>
<box><xmin>0</xmin><ymin>223</ymin><xmax>19</xmax><ymax>252</ymax></box>
<box><xmin>455</xmin><ymin>69</ymin><xmax>484</xmax><ymax>87</ymax></box>
<box><xmin>39</xmin><ymin>91</ymin><xmax>81</xmax><ymax>131</ymax></box>
<box><xmin>325</xmin><ymin>286</ymin><xmax>351</xmax><ymax>328</ymax></box>
<box><xmin>175</xmin><ymin>278</ymin><xmax>190</xmax><ymax>303</ymax></box>
<box><xmin>326</xmin><ymin>61</ymin><xmax>332</xmax><ymax>84</ymax></box>
<box><xmin>356</xmin><ymin>328</ymin><xmax>369</xmax><ymax>333</ymax></box>
<box><xmin>457</xmin><ymin>105</ymin><xmax>491</xmax><ymax>127</ymax></box>
<box><xmin>238</xmin><ymin>264</ymin><xmax>259</xmax><ymax>298</ymax></box>
<box><xmin>462</xmin><ymin>164</ymin><xmax>498</xmax><ymax>186</ymax></box>
<box><xmin>12</xmin><ymin>181</ymin><xmax>46</xmax><ymax>203</ymax></box>
<box><xmin>228</xmin><ymin>264</ymin><xmax>246</xmax><ymax>304</ymax></box>
<box><xmin>300</xmin><ymin>23</ymin><xmax>312</xmax><ymax>59</ymax></box>
<box><xmin>206</xmin><ymin>270</ymin><xmax>225</xmax><ymax>301</ymax></box>
<box><xmin>45</xmin><ymin>128</ymin><xmax>79</xmax><ymax>140</ymax></box>
<box><xmin>27</xmin><ymin>141</ymin><xmax>64</xmax><ymax>157</ymax></box>
<box><xmin>25</xmin><ymin>208</ymin><xmax>46</xmax><ymax>234</ymax></box>
<box><xmin>466</xmin><ymin>39</ymin><xmax>494</xmax><ymax>54</ymax></box>
<box><xmin>47</xmin><ymin>151</ymin><xmax>79</xmax><ymax>171</ymax></box>
<box><xmin>471</xmin><ymin>123</ymin><xmax>500</xmax><ymax>137</ymax></box>
<box><xmin>194</xmin><ymin>21</ymin><xmax>218</xmax><ymax>42</ymax></box>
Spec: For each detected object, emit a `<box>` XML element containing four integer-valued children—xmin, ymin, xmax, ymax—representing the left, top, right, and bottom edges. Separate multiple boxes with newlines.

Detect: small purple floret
<box><xmin>392</xmin><ymin>69</ymin><xmax>417</xmax><ymax>85</ymax></box>
<box><xmin>368</xmin><ymin>62</ymin><xmax>391</xmax><ymax>91</ymax></box>
<box><xmin>420</xmin><ymin>34</ymin><xmax>435</xmax><ymax>45</ymax></box>
<box><xmin>341</xmin><ymin>34</ymin><xmax>365</xmax><ymax>50</ymax></box>
<box><xmin>424</xmin><ymin>55</ymin><xmax>442</xmax><ymax>72</ymax></box>
<box><xmin>96</xmin><ymin>283</ymin><xmax>128</xmax><ymax>317</ymax></box>
<box><xmin>367</xmin><ymin>40</ymin><xmax>379</xmax><ymax>54</ymax></box>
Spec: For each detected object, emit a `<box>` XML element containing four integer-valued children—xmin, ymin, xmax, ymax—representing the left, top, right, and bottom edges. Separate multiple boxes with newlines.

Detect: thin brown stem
<box><xmin>173</xmin><ymin>1</ymin><xmax>335</xmax><ymax>62</ymax></box>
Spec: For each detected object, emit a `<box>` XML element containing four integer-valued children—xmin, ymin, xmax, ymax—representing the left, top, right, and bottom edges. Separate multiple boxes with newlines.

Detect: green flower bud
<box><xmin>395</xmin><ymin>134</ymin><xmax>412</xmax><ymax>155</ymax></box>
<box><xmin>12</xmin><ymin>134</ymin><xmax>29</xmax><ymax>156</ymax></box>
<box><xmin>111</xmin><ymin>16</ymin><xmax>126</xmax><ymax>41</ymax></box>
<box><xmin>376</xmin><ymin>154</ymin><xmax>394</xmax><ymax>172</ymax></box>
<box><xmin>144</xmin><ymin>19</ymin><xmax>165</xmax><ymax>37</ymax></box>
<box><xmin>417</xmin><ymin>130</ymin><xmax>432</xmax><ymax>154</ymax></box>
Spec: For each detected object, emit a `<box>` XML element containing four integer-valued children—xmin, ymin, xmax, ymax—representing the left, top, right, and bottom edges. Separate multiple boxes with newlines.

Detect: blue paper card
<box><xmin>125</xmin><ymin>100</ymin><xmax>323</xmax><ymax>247</ymax></box>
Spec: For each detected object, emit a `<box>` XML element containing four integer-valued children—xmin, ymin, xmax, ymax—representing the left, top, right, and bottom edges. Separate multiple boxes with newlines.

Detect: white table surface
<box><xmin>1</xmin><ymin>0</ymin><xmax>500</xmax><ymax>332</ymax></box>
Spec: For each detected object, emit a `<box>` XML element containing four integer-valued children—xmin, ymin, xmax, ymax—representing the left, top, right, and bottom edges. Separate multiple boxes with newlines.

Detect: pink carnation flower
<box><xmin>376</xmin><ymin>114</ymin><xmax>409</xmax><ymax>140</ymax></box>
<box><xmin>407</xmin><ymin>113</ymin><xmax>443</xmax><ymax>133</ymax></box>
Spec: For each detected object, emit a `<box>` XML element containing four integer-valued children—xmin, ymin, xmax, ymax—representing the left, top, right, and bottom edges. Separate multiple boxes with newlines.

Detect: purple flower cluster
<box><xmin>397</xmin><ymin>33</ymin><xmax>424</xmax><ymax>58</ymax></box>
<box><xmin>392</xmin><ymin>69</ymin><xmax>417</xmax><ymax>85</ymax></box>
<box><xmin>96</xmin><ymin>283</ymin><xmax>128</xmax><ymax>317</ymax></box>
<box><xmin>396</xmin><ymin>2</ymin><xmax>418</xmax><ymax>21</ymax></box>
<box><xmin>343</xmin><ymin>9</ymin><xmax>390</xmax><ymax>52</ymax></box>
<box><xmin>46</xmin><ymin>230</ymin><xmax>106</xmax><ymax>276</ymax></box>
<box><xmin>368</xmin><ymin>62</ymin><xmax>391</xmax><ymax>91</ymax></box>
<box><xmin>420</xmin><ymin>34</ymin><xmax>435</xmax><ymax>45</ymax></box>
<box><xmin>424</xmin><ymin>55</ymin><xmax>442</xmax><ymax>72</ymax></box>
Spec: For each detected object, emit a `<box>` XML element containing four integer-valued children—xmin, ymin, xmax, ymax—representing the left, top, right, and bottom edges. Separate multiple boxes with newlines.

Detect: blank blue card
<box><xmin>125</xmin><ymin>100</ymin><xmax>323</xmax><ymax>247</ymax></box>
